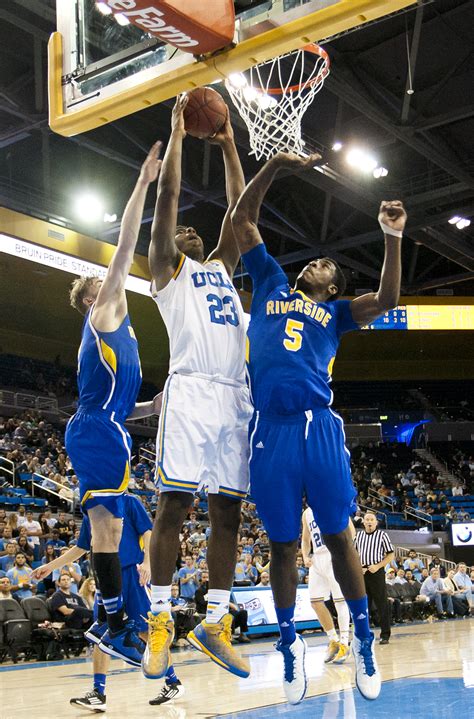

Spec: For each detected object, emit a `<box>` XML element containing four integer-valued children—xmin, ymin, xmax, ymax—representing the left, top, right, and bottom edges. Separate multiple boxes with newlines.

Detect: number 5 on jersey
<box><xmin>283</xmin><ymin>319</ymin><xmax>304</xmax><ymax>352</ymax></box>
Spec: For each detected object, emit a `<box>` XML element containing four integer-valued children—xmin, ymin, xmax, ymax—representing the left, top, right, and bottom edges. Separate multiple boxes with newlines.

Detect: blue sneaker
<box><xmin>352</xmin><ymin>633</ymin><xmax>381</xmax><ymax>700</ymax></box>
<box><xmin>85</xmin><ymin>620</ymin><xmax>108</xmax><ymax>646</ymax></box>
<box><xmin>99</xmin><ymin>624</ymin><xmax>145</xmax><ymax>667</ymax></box>
<box><xmin>275</xmin><ymin>635</ymin><xmax>307</xmax><ymax>705</ymax></box>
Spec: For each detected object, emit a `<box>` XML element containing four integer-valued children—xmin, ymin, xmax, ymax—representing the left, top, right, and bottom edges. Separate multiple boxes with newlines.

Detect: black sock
<box><xmin>93</xmin><ymin>552</ymin><xmax>124</xmax><ymax>634</ymax></box>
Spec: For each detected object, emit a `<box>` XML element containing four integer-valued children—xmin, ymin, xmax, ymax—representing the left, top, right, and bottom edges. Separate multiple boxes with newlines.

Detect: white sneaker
<box><xmin>276</xmin><ymin>634</ymin><xmax>307</xmax><ymax>705</ymax></box>
<box><xmin>352</xmin><ymin>633</ymin><xmax>381</xmax><ymax>700</ymax></box>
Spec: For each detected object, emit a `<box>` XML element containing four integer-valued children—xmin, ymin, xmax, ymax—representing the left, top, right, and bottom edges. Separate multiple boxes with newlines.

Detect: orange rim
<box><xmin>265</xmin><ymin>43</ymin><xmax>330</xmax><ymax>96</ymax></box>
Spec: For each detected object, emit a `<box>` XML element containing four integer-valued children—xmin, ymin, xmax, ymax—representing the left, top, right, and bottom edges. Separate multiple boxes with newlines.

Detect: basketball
<box><xmin>183</xmin><ymin>87</ymin><xmax>227</xmax><ymax>140</ymax></box>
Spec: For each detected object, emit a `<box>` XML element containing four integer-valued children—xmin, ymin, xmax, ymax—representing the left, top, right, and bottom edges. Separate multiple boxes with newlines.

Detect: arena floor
<box><xmin>2</xmin><ymin>620</ymin><xmax>473</xmax><ymax>718</ymax></box>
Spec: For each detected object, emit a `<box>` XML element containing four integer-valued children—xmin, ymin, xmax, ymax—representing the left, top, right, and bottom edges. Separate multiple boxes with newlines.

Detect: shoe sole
<box><xmin>84</xmin><ymin>630</ymin><xmax>103</xmax><ymax>646</ymax></box>
<box><xmin>70</xmin><ymin>699</ymin><xmax>106</xmax><ymax>713</ymax></box>
<box><xmin>98</xmin><ymin>641</ymin><xmax>141</xmax><ymax>668</ymax></box>
<box><xmin>187</xmin><ymin>631</ymin><xmax>250</xmax><ymax>678</ymax></box>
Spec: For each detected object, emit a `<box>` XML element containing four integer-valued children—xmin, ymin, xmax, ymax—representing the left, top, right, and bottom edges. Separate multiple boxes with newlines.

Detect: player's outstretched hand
<box><xmin>137</xmin><ymin>561</ymin><xmax>151</xmax><ymax>586</ymax></box>
<box><xmin>378</xmin><ymin>200</ymin><xmax>407</xmax><ymax>235</ymax></box>
<box><xmin>139</xmin><ymin>141</ymin><xmax>163</xmax><ymax>184</ymax></box>
<box><xmin>172</xmin><ymin>93</ymin><xmax>188</xmax><ymax>136</ymax></box>
<box><xmin>207</xmin><ymin>105</ymin><xmax>234</xmax><ymax>146</ymax></box>
<box><xmin>31</xmin><ymin>565</ymin><xmax>52</xmax><ymax>581</ymax></box>
<box><xmin>272</xmin><ymin>151</ymin><xmax>323</xmax><ymax>172</ymax></box>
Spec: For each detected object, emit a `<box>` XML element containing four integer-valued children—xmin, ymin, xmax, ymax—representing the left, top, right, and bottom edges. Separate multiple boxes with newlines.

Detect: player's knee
<box><xmin>208</xmin><ymin>495</ymin><xmax>241</xmax><ymax>532</ymax></box>
<box><xmin>270</xmin><ymin>539</ymin><xmax>298</xmax><ymax>562</ymax></box>
<box><xmin>156</xmin><ymin>491</ymin><xmax>191</xmax><ymax>528</ymax></box>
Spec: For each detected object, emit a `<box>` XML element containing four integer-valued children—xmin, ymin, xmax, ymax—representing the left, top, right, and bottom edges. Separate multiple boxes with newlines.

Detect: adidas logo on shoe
<box><xmin>256</xmin><ymin>441</ymin><xmax>264</xmax><ymax>449</ymax></box>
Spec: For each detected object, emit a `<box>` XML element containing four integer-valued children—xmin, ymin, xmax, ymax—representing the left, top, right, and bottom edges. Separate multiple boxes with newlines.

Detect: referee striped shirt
<box><xmin>355</xmin><ymin>529</ymin><xmax>394</xmax><ymax>567</ymax></box>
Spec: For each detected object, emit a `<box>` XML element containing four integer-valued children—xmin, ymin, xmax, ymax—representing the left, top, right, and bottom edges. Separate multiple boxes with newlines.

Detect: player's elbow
<box><xmin>231</xmin><ymin>212</ymin><xmax>258</xmax><ymax>251</ymax></box>
<box><xmin>377</xmin><ymin>290</ymin><xmax>399</xmax><ymax>312</ymax></box>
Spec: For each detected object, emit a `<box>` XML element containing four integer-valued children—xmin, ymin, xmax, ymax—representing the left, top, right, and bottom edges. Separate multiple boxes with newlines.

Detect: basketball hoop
<box><xmin>225</xmin><ymin>44</ymin><xmax>330</xmax><ymax>161</ymax></box>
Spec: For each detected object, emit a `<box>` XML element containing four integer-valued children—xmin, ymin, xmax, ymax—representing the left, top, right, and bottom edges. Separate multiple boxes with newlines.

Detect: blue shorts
<box><xmin>65</xmin><ymin>408</ymin><xmax>132</xmax><ymax>518</ymax></box>
<box><xmin>249</xmin><ymin>407</ymin><xmax>356</xmax><ymax>542</ymax></box>
<box><xmin>93</xmin><ymin>564</ymin><xmax>151</xmax><ymax>634</ymax></box>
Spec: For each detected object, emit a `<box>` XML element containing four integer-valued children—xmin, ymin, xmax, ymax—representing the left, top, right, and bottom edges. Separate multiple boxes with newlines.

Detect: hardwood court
<box><xmin>2</xmin><ymin>620</ymin><xmax>473</xmax><ymax>719</ymax></box>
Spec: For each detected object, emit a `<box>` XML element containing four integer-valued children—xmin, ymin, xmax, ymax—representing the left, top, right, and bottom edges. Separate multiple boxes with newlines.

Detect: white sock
<box><xmin>327</xmin><ymin>628</ymin><xmax>338</xmax><ymax>642</ymax></box>
<box><xmin>335</xmin><ymin>600</ymin><xmax>351</xmax><ymax>645</ymax></box>
<box><xmin>206</xmin><ymin>589</ymin><xmax>230</xmax><ymax>624</ymax></box>
<box><xmin>151</xmin><ymin>585</ymin><xmax>171</xmax><ymax>615</ymax></box>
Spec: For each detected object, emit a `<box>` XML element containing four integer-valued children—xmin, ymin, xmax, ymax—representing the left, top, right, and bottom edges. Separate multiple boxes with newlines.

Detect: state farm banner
<box><xmin>105</xmin><ymin>1</ymin><xmax>235</xmax><ymax>54</ymax></box>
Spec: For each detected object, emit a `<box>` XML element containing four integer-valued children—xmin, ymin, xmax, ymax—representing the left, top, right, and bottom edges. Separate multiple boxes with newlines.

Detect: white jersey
<box><xmin>303</xmin><ymin>507</ymin><xmax>329</xmax><ymax>557</ymax></box>
<box><xmin>152</xmin><ymin>255</ymin><xmax>246</xmax><ymax>383</ymax></box>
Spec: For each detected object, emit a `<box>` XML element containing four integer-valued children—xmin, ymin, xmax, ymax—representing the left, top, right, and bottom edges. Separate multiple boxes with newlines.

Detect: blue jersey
<box><xmin>78</xmin><ymin>493</ymin><xmax>152</xmax><ymax>567</ymax></box>
<box><xmin>77</xmin><ymin>309</ymin><xmax>142</xmax><ymax>422</ymax></box>
<box><xmin>243</xmin><ymin>244</ymin><xmax>359</xmax><ymax>414</ymax></box>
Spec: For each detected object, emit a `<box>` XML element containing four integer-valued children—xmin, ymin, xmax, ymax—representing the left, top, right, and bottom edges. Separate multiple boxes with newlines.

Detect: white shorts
<box><xmin>308</xmin><ymin>550</ymin><xmax>344</xmax><ymax>602</ymax></box>
<box><xmin>156</xmin><ymin>372</ymin><xmax>252</xmax><ymax>499</ymax></box>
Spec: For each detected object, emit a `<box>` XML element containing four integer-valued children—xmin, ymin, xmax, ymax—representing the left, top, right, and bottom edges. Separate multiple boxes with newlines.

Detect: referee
<box><xmin>354</xmin><ymin>511</ymin><xmax>395</xmax><ymax>645</ymax></box>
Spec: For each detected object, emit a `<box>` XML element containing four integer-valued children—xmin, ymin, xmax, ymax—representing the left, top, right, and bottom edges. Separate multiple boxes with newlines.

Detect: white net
<box><xmin>225</xmin><ymin>44</ymin><xmax>330</xmax><ymax>161</ymax></box>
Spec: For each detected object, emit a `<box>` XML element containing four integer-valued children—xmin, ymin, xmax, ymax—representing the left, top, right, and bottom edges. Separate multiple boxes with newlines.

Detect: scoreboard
<box><xmin>362</xmin><ymin>305</ymin><xmax>474</xmax><ymax>331</ymax></box>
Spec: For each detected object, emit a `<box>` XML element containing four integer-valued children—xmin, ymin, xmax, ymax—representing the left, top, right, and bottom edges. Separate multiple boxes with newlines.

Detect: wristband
<box><xmin>379</xmin><ymin>220</ymin><xmax>403</xmax><ymax>238</ymax></box>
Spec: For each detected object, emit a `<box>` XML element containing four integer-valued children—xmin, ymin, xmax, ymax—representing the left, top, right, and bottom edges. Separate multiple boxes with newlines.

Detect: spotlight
<box><xmin>373</xmin><ymin>166</ymin><xmax>388</xmax><ymax>178</ymax></box>
<box><xmin>96</xmin><ymin>2</ymin><xmax>113</xmax><ymax>15</ymax></box>
<box><xmin>345</xmin><ymin>147</ymin><xmax>378</xmax><ymax>173</ymax></box>
<box><xmin>257</xmin><ymin>93</ymin><xmax>277</xmax><ymax>110</ymax></box>
<box><xmin>332</xmin><ymin>141</ymin><xmax>343</xmax><ymax>152</ymax></box>
<box><xmin>449</xmin><ymin>215</ymin><xmax>471</xmax><ymax>229</ymax></box>
<box><xmin>103</xmin><ymin>213</ymin><xmax>117</xmax><ymax>223</ymax></box>
<box><xmin>243</xmin><ymin>85</ymin><xmax>258</xmax><ymax>103</ymax></box>
<box><xmin>228</xmin><ymin>73</ymin><xmax>247</xmax><ymax>89</ymax></box>
<box><xmin>114</xmin><ymin>12</ymin><xmax>130</xmax><ymax>26</ymax></box>
<box><xmin>74</xmin><ymin>194</ymin><xmax>104</xmax><ymax>223</ymax></box>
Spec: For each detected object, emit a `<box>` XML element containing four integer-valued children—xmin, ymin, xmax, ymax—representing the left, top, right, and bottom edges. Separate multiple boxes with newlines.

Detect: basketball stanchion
<box><xmin>225</xmin><ymin>44</ymin><xmax>330</xmax><ymax>160</ymax></box>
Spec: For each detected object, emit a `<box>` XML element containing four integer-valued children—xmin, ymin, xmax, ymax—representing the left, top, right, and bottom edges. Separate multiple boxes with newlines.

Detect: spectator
<box><xmin>52</xmin><ymin>547</ymin><xmax>83</xmax><ymax>593</ymax></box>
<box><xmin>50</xmin><ymin>573</ymin><xmax>93</xmax><ymax>629</ymax></box>
<box><xmin>0</xmin><ymin>576</ymin><xmax>13</xmax><ymax>600</ymax></box>
<box><xmin>170</xmin><ymin>583</ymin><xmax>196</xmax><ymax>643</ymax></box>
<box><xmin>453</xmin><ymin>563</ymin><xmax>473</xmax><ymax>614</ymax></box>
<box><xmin>16</xmin><ymin>535</ymin><xmax>35</xmax><ymax>565</ymax></box>
<box><xmin>444</xmin><ymin>570</ymin><xmax>470</xmax><ymax>616</ymax></box>
<box><xmin>178</xmin><ymin>555</ymin><xmax>199</xmax><ymax>600</ymax></box>
<box><xmin>403</xmin><ymin>550</ymin><xmax>425</xmax><ymax>581</ymax></box>
<box><xmin>420</xmin><ymin>568</ymin><xmax>454</xmax><ymax>618</ymax></box>
<box><xmin>258</xmin><ymin>571</ymin><xmax>270</xmax><ymax>587</ymax></box>
<box><xmin>428</xmin><ymin>556</ymin><xmax>446</xmax><ymax>578</ymax></box>
<box><xmin>45</xmin><ymin>529</ymin><xmax>67</xmax><ymax>554</ymax></box>
<box><xmin>0</xmin><ymin>542</ymin><xmax>18</xmax><ymax>573</ymax></box>
<box><xmin>22</xmin><ymin>510</ymin><xmax>42</xmax><ymax>552</ymax></box>
<box><xmin>194</xmin><ymin>570</ymin><xmax>210</xmax><ymax>616</ymax></box>
<box><xmin>452</xmin><ymin>482</ymin><xmax>463</xmax><ymax>497</ymax></box>
<box><xmin>79</xmin><ymin>577</ymin><xmax>96</xmax><ymax>610</ymax></box>
<box><xmin>55</xmin><ymin>512</ymin><xmax>69</xmax><ymax>542</ymax></box>
<box><xmin>0</xmin><ymin>526</ymin><xmax>14</xmax><ymax>552</ymax></box>
<box><xmin>296</xmin><ymin>556</ymin><xmax>308</xmax><ymax>584</ymax></box>
<box><xmin>6</xmin><ymin>553</ymin><xmax>36</xmax><ymax>600</ymax></box>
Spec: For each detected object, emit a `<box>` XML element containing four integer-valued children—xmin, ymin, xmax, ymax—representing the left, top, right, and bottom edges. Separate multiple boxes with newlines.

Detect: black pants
<box><xmin>364</xmin><ymin>568</ymin><xmax>391</xmax><ymax>640</ymax></box>
<box><xmin>230</xmin><ymin>608</ymin><xmax>249</xmax><ymax>634</ymax></box>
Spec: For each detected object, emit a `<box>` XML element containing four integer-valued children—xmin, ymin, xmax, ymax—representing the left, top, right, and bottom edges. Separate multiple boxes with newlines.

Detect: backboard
<box><xmin>49</xmin><ymin>0</ymin><xmax>417</xmax><ymax>136</ymax></box>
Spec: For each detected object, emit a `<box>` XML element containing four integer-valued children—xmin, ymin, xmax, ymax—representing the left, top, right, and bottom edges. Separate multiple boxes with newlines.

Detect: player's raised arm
<box><xmin>94</xmin><ymin>141</ymin><xmax>162</xmax><ymax>327</ymax></box>
<box><xmin>351</xmin><ymin>201</ymin><xmax>406</xmax><ymax>326</ymax></box>
<box><xmin>231</xmin><ymin>152</ymin><xmax>322</xmax><ymax>254</ymax></box>
<box><xmin>149</xmin><ymin>94</ymin><xmax>188</xmax><ymax>292</ymax></box>
<box><xmin>206</xmin><ymin>107</ymin><xmax>245</xmax><ymax>277</ymax></box>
